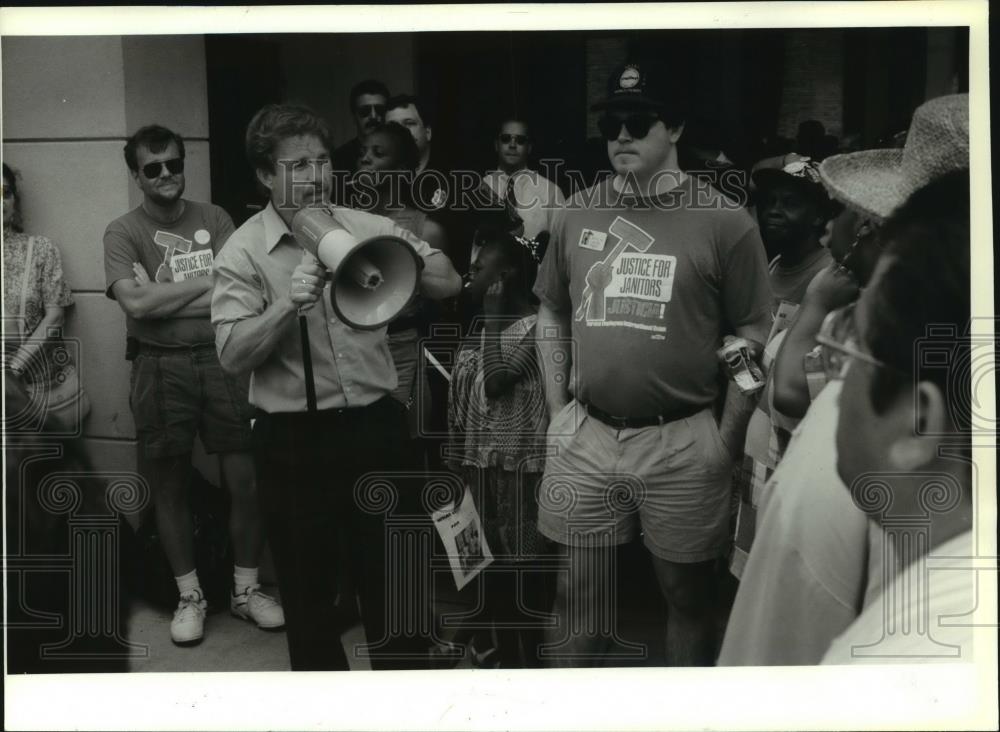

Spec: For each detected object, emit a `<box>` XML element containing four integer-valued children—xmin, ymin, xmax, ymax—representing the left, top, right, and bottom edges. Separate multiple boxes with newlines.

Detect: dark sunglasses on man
<box><xmin>142</xmin><ymin>157</ymin><xmax>184</xmax><ymax>180</ymax></box>
<box><xmin>356</xmin><ymin>104</ymin><xmax>387</xmax><ymax>118</ymax></box>
<box><xmin>597</xmin><ymin>111</ymin><xmax>661</xmax><ymax>141</ymax></box>
<box><xmin>499</xmin><ymin>133</ymin><xmax>529</xmax><ymax>145</ymax></box>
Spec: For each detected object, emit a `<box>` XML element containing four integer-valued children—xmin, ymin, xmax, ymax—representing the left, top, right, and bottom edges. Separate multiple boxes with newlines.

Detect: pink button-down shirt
<box><xmin>211</xmin><ymin>203</ymin><xmax>435</xmax><ymax>413</ymax></box>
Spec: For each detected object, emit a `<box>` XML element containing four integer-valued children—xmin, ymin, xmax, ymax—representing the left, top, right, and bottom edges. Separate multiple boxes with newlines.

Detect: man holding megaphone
<box><xmin>211</xmin><ymin>104</ymin><xmax>461</xmax><ymax>671</ymax></box>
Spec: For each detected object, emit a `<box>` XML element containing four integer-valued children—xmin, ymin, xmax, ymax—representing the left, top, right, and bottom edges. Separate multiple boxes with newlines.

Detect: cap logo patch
<box><xmin>619</xmin><ymin>66</ymin><xmax>641</xmax><ymax>90</ymax></box>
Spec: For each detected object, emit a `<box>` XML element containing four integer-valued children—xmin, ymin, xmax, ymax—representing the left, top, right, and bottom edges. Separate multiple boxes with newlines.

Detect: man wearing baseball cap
<box><xmin>753</xmin><ymin>159</ymin><xmax>837</xmax><ymax>310</ymax></box>
<box><xmin>727</xmin><ymin>159</ymin><xmax>840</xmax><ymax>579</ymax></box>
<box><xmin>533</xmin><ymin>62</ymin><xmax>773</xmax><ymax>666</ymax></box>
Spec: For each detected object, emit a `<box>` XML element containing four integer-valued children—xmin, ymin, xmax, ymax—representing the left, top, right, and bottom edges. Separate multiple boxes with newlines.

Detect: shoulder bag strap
<box><xmin>19</xmin><ymin>235</ymin><xmax>36</xmax><ymax>341</ymax></box>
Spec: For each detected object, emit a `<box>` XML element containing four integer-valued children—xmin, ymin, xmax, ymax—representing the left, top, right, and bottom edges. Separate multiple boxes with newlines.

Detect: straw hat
<box><xmin>819</xmin><ymin>94</ymin><xmax>968</xmax><ymax>221</ymax></box>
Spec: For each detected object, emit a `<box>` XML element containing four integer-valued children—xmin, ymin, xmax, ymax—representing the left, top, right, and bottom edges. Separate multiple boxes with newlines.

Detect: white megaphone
<box><xmin>292</xmin><ymin>206</ymin><xmax>422</xmax><ymax>330</ymax></box>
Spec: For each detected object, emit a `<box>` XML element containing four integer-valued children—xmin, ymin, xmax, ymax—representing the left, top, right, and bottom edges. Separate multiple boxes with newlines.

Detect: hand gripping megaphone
<box><xmin>292</xmin><ymin>205</ymin><xmax>422</xmax><ymax>330</ymax></box>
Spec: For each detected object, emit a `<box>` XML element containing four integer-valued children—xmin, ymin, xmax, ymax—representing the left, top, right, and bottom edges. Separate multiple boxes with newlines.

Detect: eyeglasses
<box><xmin>597</xmin><ymin>112</ymin><xmax>660</xmax><ymax>141</ymax></box>
<box><xmin>356</xmin><ymin>104</ymin><xmax>387</xmax><ymax>118</ymax></box>
<box><xmin>142</xmin><ymin>157</ymin><xmax>184</xmax><ymax>180</ymax></box>
<box><xmin>499</xmin><ymin>133</ymin><xmax>529</xmax><ymax>145</ymax></box>
<box><xmin>815</xmin><ymin>303</ymin><xmax>891</xmax><ymax>380</ymax></box>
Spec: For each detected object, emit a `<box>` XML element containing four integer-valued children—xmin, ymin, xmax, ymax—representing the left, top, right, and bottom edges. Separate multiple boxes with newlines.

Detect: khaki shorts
<box><xmin>536</xmin><ymin>399</ymin><xmax>733</xmax><ymax>563</ymax></box>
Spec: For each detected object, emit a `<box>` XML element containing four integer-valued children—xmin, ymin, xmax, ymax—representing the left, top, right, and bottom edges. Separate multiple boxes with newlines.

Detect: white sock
<box><xmin>175</xmin><ymin>569</ymin><xmax>202</xmax><ymax>600</ymax></box>
<box><xmin>233</xmin><ymin>565</ymin><xmax>259</xmax><ymax>595</ymax></box>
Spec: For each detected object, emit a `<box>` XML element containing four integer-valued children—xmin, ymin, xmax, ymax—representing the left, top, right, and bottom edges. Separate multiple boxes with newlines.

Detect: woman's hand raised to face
<box><xmin>483</xmin><ymin>279</ymin><xmax>506</xmax><ymax>317</ymax></box>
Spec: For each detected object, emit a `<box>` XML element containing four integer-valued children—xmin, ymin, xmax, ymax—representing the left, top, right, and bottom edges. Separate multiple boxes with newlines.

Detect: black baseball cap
<box><xmin>591</xmin><ymin>63</ymin><xmax>672</xmax><ymax>112</ymax></box>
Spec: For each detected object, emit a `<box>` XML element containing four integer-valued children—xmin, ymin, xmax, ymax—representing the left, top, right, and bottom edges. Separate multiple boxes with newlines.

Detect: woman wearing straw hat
<box><xmin>718</xmin><ymin>93</ymin><xmax>969</xmax><ymax>667</ymax></box>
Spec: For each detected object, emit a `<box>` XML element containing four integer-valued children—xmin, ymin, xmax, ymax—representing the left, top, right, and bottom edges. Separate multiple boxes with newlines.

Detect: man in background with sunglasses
<box><xmin>331</xmin><ymin>79</ymin><xmax>389</xmax><ymax>175</ymax></box>
<box><xmin>104</xmin><ymin>124</ymin><xmax>283</xmax><ymax>646</ymax></box>
<box><xmin>534</xmin><ymin>63</ymin><xmax>773</xmax><ymax>666</ymax></box>
<box><xmin>483</xmin><ymin>117</ymin><xmax>565</xmax><ymax>246</ymax></box>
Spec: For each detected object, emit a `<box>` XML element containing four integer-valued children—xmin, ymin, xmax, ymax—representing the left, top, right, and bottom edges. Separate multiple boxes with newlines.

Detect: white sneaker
<box><xmin>231</xmin><ymin>585</ymin><xmax>285</xmax><ymax>629</ymax></box>
<box><xmin>171</xmin><ymin>590</ymin><xmax>207</xmax><ymax>645</ymax></box>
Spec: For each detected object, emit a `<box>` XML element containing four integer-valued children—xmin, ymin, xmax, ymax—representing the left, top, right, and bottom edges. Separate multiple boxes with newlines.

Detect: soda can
<box><xmin>718</xmin><ymin>336</ymin><xmax>766</xmax><ymax>394</ymax></box>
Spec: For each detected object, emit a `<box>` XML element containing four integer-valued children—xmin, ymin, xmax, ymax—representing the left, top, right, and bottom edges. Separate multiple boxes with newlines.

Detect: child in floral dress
<box><xmin>447</xmin><ymin>229</ymin><xmax>552</xmax><ymax>667</ymax></box>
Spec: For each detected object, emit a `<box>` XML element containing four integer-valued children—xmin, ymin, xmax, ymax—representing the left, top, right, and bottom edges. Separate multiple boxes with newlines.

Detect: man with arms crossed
<box><xmin>104</xmin><ymin>125</ymin><xmax>282</xmax><ymax>646</ymax></box>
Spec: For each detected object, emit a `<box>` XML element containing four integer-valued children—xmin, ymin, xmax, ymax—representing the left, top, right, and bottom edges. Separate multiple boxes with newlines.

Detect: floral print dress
<box><xmin>447</xmin><ymin>315</ymin><xmax>549</xmax><ymax>559</ymax></box>
<box><xmin>3</xmin><ymin>231</ymin><xmax>74</xmax><ymax>383</ymax></box>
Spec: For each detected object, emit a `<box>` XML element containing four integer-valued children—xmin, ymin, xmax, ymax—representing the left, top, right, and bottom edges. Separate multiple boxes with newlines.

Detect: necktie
<box><xmin>504</xmin><ymin>174</ymin><xmax>519</xmax><ymax>218</ymax></box>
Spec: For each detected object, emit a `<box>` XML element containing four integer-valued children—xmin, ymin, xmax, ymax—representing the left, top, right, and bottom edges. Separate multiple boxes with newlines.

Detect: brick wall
<box><xmin>777</xmin><ymin>29</ymin><xmax>845</xmax><ymax>140</ymax></box>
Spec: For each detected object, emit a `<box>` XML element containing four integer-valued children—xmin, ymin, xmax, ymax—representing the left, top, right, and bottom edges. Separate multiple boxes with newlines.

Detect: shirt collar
<box><xmin>489</xmin><ymin>167</ymin><xmax>529</xmax><ymax>179</ymax></box>
<box><xmin>262</xmin><ymin>202</ymin><xmax>295</xmax><ymax>254</ymax></box>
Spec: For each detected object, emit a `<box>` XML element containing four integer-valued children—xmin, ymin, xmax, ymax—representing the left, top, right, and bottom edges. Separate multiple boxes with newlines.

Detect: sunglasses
<box><xmin>499</xmin><ymin>133</ymin><xmax>529</xmax><ymax>145</ymax></box>
<box><xmin>597</xmin><ymin>112</ymin><xmax>660</xmax><ymax>141</ymax></box>
<box><xmin>142</xmin><ymin>157</ymin><xmax>184</xmax><ymax>180</ymax></box>
<box><xmin>356</xmin><ymin>104</ymin><xmax>387</xmax><ymax>118</ymax></box>
<box><xmin>815</xmin><ymin>303</ymin><xmax>893</xmax><ymax>380</ymax></box>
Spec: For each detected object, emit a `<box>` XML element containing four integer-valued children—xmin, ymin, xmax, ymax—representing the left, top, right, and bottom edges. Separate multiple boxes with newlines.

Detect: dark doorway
<box><xmin>204</xmin><ymin>28</ymin><xmax>964</xmax><ymax>220</ymax></box>
<box><xmin>206</xmin><ymin>35</ymin><xmax>285</xmax><ymax>226</ymax></box>
<box><xmin>414</xmin><ymin>31</ymin><xmax>588</xmax><ymax>183</ymax></box>
<box><xmin>413</xmin><ymin>29</ymin><xmax>792</xmax><ymax>190</ymax></box>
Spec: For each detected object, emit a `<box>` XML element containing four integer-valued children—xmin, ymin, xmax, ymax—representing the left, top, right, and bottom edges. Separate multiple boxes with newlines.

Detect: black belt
<box><xmin>254</xmin><ymin>394</ymin><xmax>396</xmax><ymax>421</ymax></box>
<box><xmin>136</xmin><ymin>342</ymin><xmax>215</xmax><ymax>356</ymax></box>
<box><xmin>582</xmin><ymin>400</ymin><xmax>704</xmax><ymax>430</ymax></box>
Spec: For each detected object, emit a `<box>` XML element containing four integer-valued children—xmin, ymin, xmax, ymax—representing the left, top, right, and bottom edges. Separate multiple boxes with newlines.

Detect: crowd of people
<box><xmin>2</xmin><ymin>59</ymin><xmax>975</xmax><ymax>672</ymax></box>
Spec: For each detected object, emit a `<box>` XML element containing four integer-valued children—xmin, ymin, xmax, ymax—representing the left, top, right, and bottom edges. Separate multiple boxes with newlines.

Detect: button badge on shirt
<box><xmin>578</xmin><ymin>229</ymin><xmax>607</xmax><ymax>251</ymax></box>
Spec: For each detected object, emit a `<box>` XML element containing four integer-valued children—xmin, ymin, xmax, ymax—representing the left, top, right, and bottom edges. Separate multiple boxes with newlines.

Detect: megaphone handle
<box><xmin>298</xmin><ymin>314</ymin><xmax>318</xmax><ymax>413</ymax></box>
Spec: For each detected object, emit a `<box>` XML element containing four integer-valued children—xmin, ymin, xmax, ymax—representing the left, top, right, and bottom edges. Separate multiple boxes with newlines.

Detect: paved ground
<box><xmin>123</xmin><ymin>541</ymin><xmax>736</xmax><ymax>672</ymax></box>
<box><xmin>126</xmin><ymin>586</ymin><xmax>293</xmax><ymax>672</ymax></box>
<box><xmin>125</xmin><ymin>585</ymin><xmax>474</xmax><ymax>673</ymax></box>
